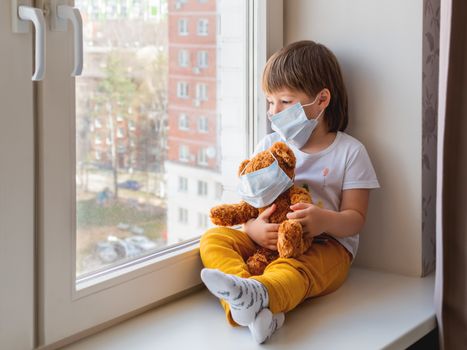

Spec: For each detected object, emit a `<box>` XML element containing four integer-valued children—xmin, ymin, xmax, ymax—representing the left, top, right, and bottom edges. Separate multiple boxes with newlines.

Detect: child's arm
<box><xmin>287</xmin><ymin>189</ymin><xmax>369</xmax><ymax>238</ymax></box>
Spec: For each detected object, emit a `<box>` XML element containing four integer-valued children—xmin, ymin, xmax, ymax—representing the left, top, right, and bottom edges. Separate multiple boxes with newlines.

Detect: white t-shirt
<box><xmin>253</xmin><ymin>131</ymin><xmax>380</xmax><ymax>258</ymax></box>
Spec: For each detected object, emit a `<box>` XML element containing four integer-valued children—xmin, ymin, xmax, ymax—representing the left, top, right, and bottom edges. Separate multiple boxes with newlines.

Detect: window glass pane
<box><xmin>75</xmin><ymin>0</ymin><xmax>248</xmax><ymax>278</ymax></box>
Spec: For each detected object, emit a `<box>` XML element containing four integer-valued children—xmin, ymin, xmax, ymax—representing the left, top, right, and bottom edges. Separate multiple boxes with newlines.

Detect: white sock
<box><xmin>248</xmin><ymin>308</ymin><xmax>285</xmax><ymax>344</ymax></box>
<box><xmin>200</xmin><ymin>268</ymin><xmax>269</xmax><ymax>326</ymax></box>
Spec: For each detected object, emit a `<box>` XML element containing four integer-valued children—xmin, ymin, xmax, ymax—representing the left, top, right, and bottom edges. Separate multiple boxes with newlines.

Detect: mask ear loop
<box><xmin>302</xmin><ymin>92</ymin><xmax>326</xmax><ymax>121</ymax></box>
<box><xmin>301</xmin><ymin>92</ymin><xmax>321</xmax><ymax>108</ymax></box>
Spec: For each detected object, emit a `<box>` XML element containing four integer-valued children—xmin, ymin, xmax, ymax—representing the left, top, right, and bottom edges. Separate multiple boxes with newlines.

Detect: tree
<box><xmin>96</xmin><ymin>53</ymin><xmax>137</xmax><ymax>199</ymax></box>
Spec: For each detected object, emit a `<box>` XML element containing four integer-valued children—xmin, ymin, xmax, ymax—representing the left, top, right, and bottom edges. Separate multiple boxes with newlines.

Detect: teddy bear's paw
<box><xmin>277</xmin><ymin>220</ymin><xmax>303</xmax><ymax>258</ymax></box>
<box><xmin>209</xmin><ymin>206</ymin><xmax>235</xmax><ymax>226</ymax></box>
<box><xmin>247</xmin><ymin>253</ymin><xmax>269</xmax><ymax>276</ymax></box>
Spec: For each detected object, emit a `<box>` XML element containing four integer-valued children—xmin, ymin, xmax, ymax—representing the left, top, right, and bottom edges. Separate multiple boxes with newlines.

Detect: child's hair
<box><xmin>262</xmin><ymin>40</ymin><xmax>348</xmax><ymax>132</ymax></box>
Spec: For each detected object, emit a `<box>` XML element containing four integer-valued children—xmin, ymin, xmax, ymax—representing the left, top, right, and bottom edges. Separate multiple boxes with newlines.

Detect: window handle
<box><xmin>56</xmin><ymin>5</ymin><xmax>83</xmax><ymax>76</ymax></box>
<box><xmin>17</xmin><ymin>6</ymin><xmax>46</xmax><ymax>81</ymax></box>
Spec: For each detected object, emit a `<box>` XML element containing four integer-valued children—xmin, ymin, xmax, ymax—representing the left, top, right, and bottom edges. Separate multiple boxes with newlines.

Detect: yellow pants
<box><xmin>199</xmin><ymin>227</ymin><xmax>352</xmax><ymax>326</ymax></box>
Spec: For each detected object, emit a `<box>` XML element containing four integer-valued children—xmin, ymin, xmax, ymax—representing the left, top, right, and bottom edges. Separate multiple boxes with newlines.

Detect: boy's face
<box><xmin>265</xmin><ymin>87</ymin><xmax>322</xmax><ymax>120</ymax></box>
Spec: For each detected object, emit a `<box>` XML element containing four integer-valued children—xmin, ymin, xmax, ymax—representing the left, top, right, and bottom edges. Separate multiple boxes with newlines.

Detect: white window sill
<box><xmin>60</xmin><ymin>267</ymin><xmax>435</xmax><ymax>350</ymax></box>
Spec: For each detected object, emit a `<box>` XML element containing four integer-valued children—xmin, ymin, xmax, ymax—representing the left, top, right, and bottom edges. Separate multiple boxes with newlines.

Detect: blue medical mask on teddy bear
<box><xmin>237</xmin><ymin>152</ymin><xmax>293</xmax><ymax>208</ymax></box>
<box><xmin>268</xmin><ymin>94</ymin><xmax>325</xmax><ymax>149</ymax></box>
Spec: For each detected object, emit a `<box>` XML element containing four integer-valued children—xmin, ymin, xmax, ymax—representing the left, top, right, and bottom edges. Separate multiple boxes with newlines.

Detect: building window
<box><xmin>178</xmin><ymin>208</ymin><xmax>188</xmax><ymax>224</ymax></box>
<box><xmin>177</xmin><ymin>82</ymin><xmax>189</xmax><ymax>98</ymax></box>
<box><xmin>197</xmin><ymin>213</ymin><xmax>208</xmax><ymax>228</ymax></box>
<box><xmin>178</xmin><ymin>18</ymin><xmax>188</xmax><ymax>36</ymax></box>
<box><xmin>178</xmin><ymin>177</ymin><xmax>188</xmax><ymax>192</ymax></box>
<box><xmin>197</xmin><ymin>148</ymin><xmax>208</xmax><ymax>166</ymax></box>
<box><xmin>179</xmin><ymin>145</ymin><xmax>190</xmax><ymax>162</ymax></box>
<box><xmin>215</xmin><ymin>182</ymin><xmax>223</xmax><ymax>200</ymax></box>
<box><xmin>95</xmin><ymin>150</ymin><xmax>101</xmax><ymax>160</ymax></box>
<box><xmin>197</xmin><ymin>51</ymin><xmax>208</xmax><ymax>68</ymax></box>
<box><xmin>197</xmin><ymin>19</ymin><xmax>208</xmax><ymax>36</ymax></box>
<box><xmin>175</xmin><ymin>0</ymin><xmax>187</xmax><ymax>10</ymax></box>
<box><xmin>197</xmin><ymin>180</ymin><xmax>208</xmax><ymax>196</ymax></box>
<box><xmin>178</xmin><ymin>49</ymin><xmax>190</xmax><ymax>67</ymax></box>
<box><xmin>196</xmin><ymin>83</ymin><xmax>208</xmax><ymax>101</ymax></box>
<box><xmin>94</xmin><ymin>118</ymin><xmax>102</xmax><ymax>128</ymax></box>
<box><xmin>178</xmin><ymin>114</ymin><xmax>189</xmax><ymax>130</ymax></box>
<box><xmin>117</xmin><ymin>127</ymin><xmax>124</xmax><ymax>138</ymax></box>
<box><xmin>198</xmin><ymin>116</ymin><xmax>208</xmax><ymax>133</ymax></box>
<box><xmin>94</xmin><ymin>135</ymin><xmax>102</xmax><ymax>145</ymax></box>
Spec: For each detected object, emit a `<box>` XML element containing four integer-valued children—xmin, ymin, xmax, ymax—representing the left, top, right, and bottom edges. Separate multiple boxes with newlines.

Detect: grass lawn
<box><xmin>77</xmin><ymin>198</ymin><xmax>166</xmax><ymax>239</ymax></box>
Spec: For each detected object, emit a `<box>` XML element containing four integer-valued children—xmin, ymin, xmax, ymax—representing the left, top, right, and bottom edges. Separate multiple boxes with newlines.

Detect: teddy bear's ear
<box><xmin>237</xmin><ymin>159</ymin><xmax>250</xmax><ymax>176</ymax></box>
<box><xmin>271</xmin><ymin>142</ymin><xmax>296</xmax><ymax>168</ymax></box>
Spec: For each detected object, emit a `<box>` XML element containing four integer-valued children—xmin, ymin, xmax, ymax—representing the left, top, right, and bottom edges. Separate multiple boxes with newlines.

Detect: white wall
<box><xmin>284</xmin><ymin>0</ymin><xmax>424</xmax><ymax>276</ymax></box>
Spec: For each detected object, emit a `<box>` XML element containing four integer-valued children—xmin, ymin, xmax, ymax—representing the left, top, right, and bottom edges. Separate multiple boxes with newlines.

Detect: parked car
<box><xmin>125</xmin><ymin>236</ymin><xmax>157</xmax><ymax>252</ymax></box>
<box><xmin>95</xmin><ymin>235</ymin><xmax>157</xmax><ymax>264</ymax></box>
<box><xmin>117</xmin><ymin>179</ymin><xmax>141</xmax><ymax>191</ymax></box>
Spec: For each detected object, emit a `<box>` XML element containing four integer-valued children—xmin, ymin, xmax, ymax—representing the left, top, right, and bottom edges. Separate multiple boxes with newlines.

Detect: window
<box><xmin>178</xmin><ymin>208</ymin><xmax>188</xmax><ymax>224</ymax></box>
<box><xmin>94</xmin><ymin>135</ymin><xmax>102</xmax><ymax>144</ymax></box>
<box><xmin>196</xmin><ymin>83</ymin><xmax>208</xmax><ymax>101</ymax></box>
<box><xmin>178</xmin><ymin>177</ymin><xmax>188</xmax><ymax>192</ymax></box>
<box><xmin>197</xmin><ymin>50</ymin><xmax>208</xmax><ymax>68</ymax></box>
<box><xmin>198</xmin><ymin>116</ymin><xmax>208</xmax><ymax>133</ymax></box>
<box><xmin>177</xmin><ymin>82</ymin><xmax>189</xmax><ymax>98</ymax></box>
<box><xmin>117</xmin><ymin>127</ymin><xmax>124</xmax><ymax>138</ymax></box>
<box><xmin>178</xmin><ymin>18</ymin><xmax>188</xmax><ymax>36</ymax></box>
<box><xmin>179</xmin><ymin>145</ymin><xmax>190</xmax><ymax>162</ymax></box>
<box><xmin>175</xmin><ymin>0</ymin><xmax>187</xmax><ymax>10</ymax></box>
<box><xmin>178</xmin><ymin>113</ymin><xmax>189</xmax><ymax>130</ymax></box>
<box><xmin>197</xmin><ymin>19</ymin><xmax>208</xmax><ymax>36</ymax></box>
<box><xmin>178</xmin><ymin>49</ymin><xmax>190</xmax><ymax>67</ymax></box>
<box><xmin>197</xmin><ymin>148</ymin><xmax>208</xmax><ymax>166</ymax></box>
<box><xmin>197</xmin><ymin>180</ymin><xmax>208</xmax><ymax>196</ymax></box>
<box><xmin>197</xmin><ymin>213</ymin><xmax>209</xmax><ymax>228</ymax></box>
<box><xmin>215</xmin><ymin>182</ymin><xmax>223</xmax><ymax>200</ymax></box>
<box><xmin>35</xmin><ymin>0</ymin><xmax>275</xmax><ymax>343</ymax></box>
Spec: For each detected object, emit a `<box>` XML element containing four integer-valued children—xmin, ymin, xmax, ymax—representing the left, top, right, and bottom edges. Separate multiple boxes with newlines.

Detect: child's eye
<box><xmin>282</xmin><ymin>100</ymin><xmax>291</xmax><ymax>104</ymax></box>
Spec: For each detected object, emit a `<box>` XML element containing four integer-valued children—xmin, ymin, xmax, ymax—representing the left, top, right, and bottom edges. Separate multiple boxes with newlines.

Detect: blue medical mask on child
<box><xmin>268</xmin><ymin>95</ymin><xmax>325</xmax><ymax>149</ymax></box>
<box><xmin>237</xmin><ymin>152</ymin><xmax>293</xmax><ymax>208</ymax></box>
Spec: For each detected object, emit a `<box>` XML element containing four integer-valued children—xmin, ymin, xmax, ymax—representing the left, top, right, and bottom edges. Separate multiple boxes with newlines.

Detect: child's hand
<box><xmin>286</xmin><ymin>203</ymin><xmax>326</xmax><ymax>238</ymax></box>
<box><xmin>244</xmin><ymin>204</ymin><xmax>280</xmax><ymax>250</ymax></box>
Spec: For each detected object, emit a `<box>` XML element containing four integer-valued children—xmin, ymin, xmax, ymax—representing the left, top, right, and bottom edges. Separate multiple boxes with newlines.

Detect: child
<box><xmin>199</xmin><ymin>40</ymin><xmax>379</xmax><ymax>343</ymax></box>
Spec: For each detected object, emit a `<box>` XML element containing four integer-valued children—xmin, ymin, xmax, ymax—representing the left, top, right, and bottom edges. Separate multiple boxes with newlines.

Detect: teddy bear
<box><xmin>209</xmin><ymin>141</ymin><xmax>313</xmax><ymax>275</ymax></box>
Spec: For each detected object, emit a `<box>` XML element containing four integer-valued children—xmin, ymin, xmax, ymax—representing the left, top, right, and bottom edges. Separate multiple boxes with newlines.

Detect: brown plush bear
<box><xmin>209</xmin><ymin>141</ymin><xmax>313</xmax><ymax>275</ymax></box>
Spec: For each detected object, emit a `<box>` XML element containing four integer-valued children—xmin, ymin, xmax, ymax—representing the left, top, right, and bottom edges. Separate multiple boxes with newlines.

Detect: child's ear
<box><xmin>271</xmin><ymin>142</ymin><xmax>295</xmax><ymax>168</ymax></box>
<box><xmin>237</xmin><ymin>159</ymin><xmax>250</xmax><ymax>176</ymax></box>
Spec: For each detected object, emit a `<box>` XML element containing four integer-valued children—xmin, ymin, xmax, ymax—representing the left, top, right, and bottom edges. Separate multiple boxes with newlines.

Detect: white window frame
<box><xmin>0</xmin><ymin>5</ymin><xmax>35</xmax><ymax>346</ymax></box>
<box><xmin>178</xmin><ymin>113</ymin><xmax>190</xmax><ymax>130</ymax></box>
<box><xmin>178</xmin><ymin>49</ymin><xmax>190</xmax><ymax>67</ymax></box>
<box><xmin>197</xmin><ymin>180</ymin><xmax>208</xmax><ymax>196</ymax></box>
<box><xmin>196</xmin><ymin>83</ymin><xmax>208</xmax><ymax>101</ymax></box>
<box><xmin>178</xmin><ymin>207</ymin><xmax>189</xmax><ymax>224</ymax></box>
<box><xmin>179</xmin><ymin>145</ymin><xmax>190</xmax><ymax>162</ymax></box>
<box><xmin>197</xmin><ymin>18</ymin><xmax>209</xmax><ymax>36</ymax></box>
<box><xmin>177</xmin><ymin>81</ymin><xmax>189</xmax><ymax>99</ymax></box>
<box><xmin>198</xmin><ymin>116</ymin><xmax>208</xmax><ymax>133</ymax></box>
<box><xmin>36</xmin><ymin>0</ymin><xmax>283</xmax><ymax>347</ymax></box>
<box><xmin>197</xmin><ymin>147</ymin><xmax>209</xmax><ymax>166</ymax></box>
<box><xmin>178</xmin><ymin>176</ymin><xmax>188</xmax><ymax>192</ymax></box>
<box><xmin>178</xmin><ymin>18</ymin><xmax>189</xmax><ymax>36</ymax></box>
<box><xmin>197</xmin><ymin>50</ymin><xmax>209</xmax><ymax>68</ymax></box>
<box><xmin>197</xmin><ymin>213</ymin><xmax>209</xmax><ymax>228</ymax></box>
